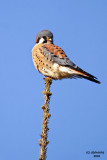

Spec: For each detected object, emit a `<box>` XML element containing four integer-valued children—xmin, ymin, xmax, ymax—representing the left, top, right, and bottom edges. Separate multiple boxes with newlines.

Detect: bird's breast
<box><xmin>32</xmin><ymin>44</ymin><xmax>60</xmax><ymax>79</ymax></box>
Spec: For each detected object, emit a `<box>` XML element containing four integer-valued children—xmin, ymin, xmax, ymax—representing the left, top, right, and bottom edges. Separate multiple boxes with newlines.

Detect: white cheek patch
<box><xmin>39</xmin><ymin>38</ymin><xmax>45</xmax><ymax>44</ymax></box>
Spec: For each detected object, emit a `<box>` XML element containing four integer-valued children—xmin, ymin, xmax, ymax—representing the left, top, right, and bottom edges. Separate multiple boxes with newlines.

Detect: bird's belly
<box><xmin>37</xmin><ymin>63</ymin><xmax>72</xmax><ymax>79</ymax></box>
<box><xmin>37</xmin><ymin>63</ymin><xmax>61</xmax><ymax>79</ymax></box>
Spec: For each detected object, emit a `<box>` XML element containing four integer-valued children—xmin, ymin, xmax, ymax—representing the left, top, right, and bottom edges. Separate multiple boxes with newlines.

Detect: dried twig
<box><xmin>39</xmin><ymin>77</ymin><xmax>52</xmax><ymax>160</ymax></box>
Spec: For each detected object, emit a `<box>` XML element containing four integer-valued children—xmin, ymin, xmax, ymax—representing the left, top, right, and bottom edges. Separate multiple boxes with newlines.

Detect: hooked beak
<box><xmin>47</xmin><ymin>38</ymin><xmax>52</xmax><ymax>41</ymax></box>
<box><xmin>47</xmin><ymin>37</ymin><xmax>53</xmax><ymax>43</ymax></box>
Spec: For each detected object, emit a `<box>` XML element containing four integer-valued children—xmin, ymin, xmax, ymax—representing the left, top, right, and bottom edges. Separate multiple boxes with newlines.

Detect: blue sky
<box><xmin>0</xmin><ymin>0</ymin><xmax>107</xmax><ymax>160</ymax></box>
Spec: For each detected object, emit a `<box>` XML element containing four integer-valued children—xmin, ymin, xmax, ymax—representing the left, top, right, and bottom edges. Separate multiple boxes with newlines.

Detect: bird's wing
<box><xmin>42</xmin><ymin>44</ymin><xmax>100</xmax><ymax>84</ymax></box>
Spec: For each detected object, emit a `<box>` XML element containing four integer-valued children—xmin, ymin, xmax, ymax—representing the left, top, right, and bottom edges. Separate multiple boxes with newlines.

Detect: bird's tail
<box><xmin>69</xmin><ymin>67</ymin><xmax>101</xmax><ymax>84</ymax></box>
<box><xmin>77</xmin><ymin>74</ymin><xmax>101</xmax><ymax>84</ymax></box>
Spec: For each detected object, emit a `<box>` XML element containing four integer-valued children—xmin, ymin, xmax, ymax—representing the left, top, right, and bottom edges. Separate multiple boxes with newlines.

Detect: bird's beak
<box><xmin>47</xmin><ymin>38</ymin><xmax>52</xmax><ymax>42</ymax></box>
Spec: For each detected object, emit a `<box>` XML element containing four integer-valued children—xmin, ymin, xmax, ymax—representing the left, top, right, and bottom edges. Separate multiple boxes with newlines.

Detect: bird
<box><xmin>32</xmin><ymin>30</ymin><xmax>100</xmax><ymax>84</ymax></box>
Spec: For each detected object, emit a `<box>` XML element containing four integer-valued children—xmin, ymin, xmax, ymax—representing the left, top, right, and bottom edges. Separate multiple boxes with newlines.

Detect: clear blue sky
<box><xmin>0</xmin><ymin>0</ymin><xmax>107</xmax><ymax>160</ymax></box>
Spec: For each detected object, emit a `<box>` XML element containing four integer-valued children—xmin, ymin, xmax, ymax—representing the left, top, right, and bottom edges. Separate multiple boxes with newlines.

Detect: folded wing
<box><xmin>42</xmin><ymin>44</ymin><xmax>101</xmax><ymax>84</ymax></box>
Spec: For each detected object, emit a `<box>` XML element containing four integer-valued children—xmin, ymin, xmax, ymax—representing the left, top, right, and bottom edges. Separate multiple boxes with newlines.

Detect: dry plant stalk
<box><xmin>39</xmin><ymin>77</ymin><xmax>52</xmax><ymax>160</ymax></box>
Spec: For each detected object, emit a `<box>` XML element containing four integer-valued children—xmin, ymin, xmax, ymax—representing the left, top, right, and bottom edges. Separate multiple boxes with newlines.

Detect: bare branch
<box><xmin>39</xmin><ymin>77</ymin><xmax>52</xmax><ymax>160</ymax></box>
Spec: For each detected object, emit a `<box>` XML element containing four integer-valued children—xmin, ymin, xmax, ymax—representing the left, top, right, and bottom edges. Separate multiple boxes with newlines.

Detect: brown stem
<box><xmin>39</xmin><ymin>77</ymin><xmax>52</xmax><ymax>160</ymax></box>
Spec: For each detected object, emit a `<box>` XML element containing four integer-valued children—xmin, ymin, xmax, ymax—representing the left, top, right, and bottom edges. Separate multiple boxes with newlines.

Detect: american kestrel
<box><xmin>32</xmin><ymin>30</ymin><xmax>100</xmax><ymax>84</ymax></box>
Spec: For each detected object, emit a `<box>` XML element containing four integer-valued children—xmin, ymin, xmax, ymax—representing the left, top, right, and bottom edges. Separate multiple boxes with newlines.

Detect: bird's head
<box><xmin>36</xmin><ymin>30</ymin><xmax>53</xmax><ymax>44</ymax></box>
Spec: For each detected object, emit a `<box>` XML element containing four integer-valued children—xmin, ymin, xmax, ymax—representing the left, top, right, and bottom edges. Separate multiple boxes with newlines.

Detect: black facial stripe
<box><xmin>42</xmin><ymin>39</ymin><xmax>47</xmax><ymax>43</ymax></box>
<box><xmin>36</xmin><ymin>37</ymin><xmax>40</xmax><ymax>43</ymax></box>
